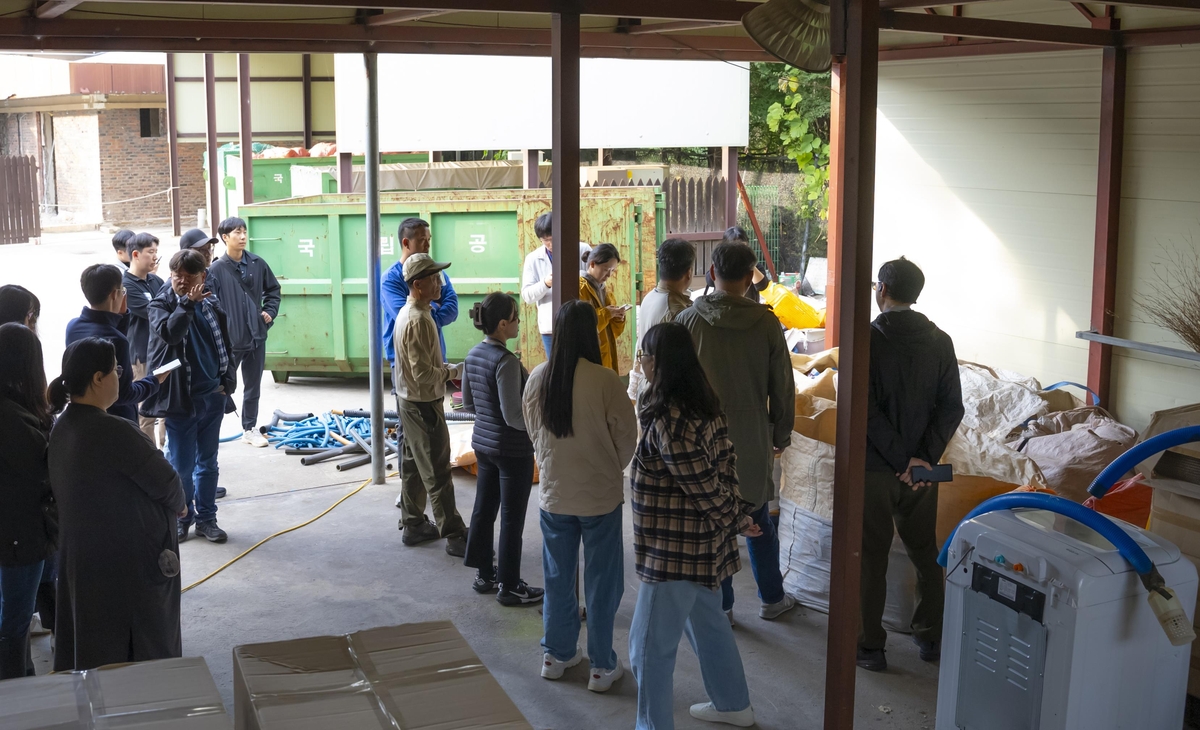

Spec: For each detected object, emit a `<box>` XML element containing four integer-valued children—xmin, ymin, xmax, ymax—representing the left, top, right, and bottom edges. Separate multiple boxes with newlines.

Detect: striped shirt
<box><xmin>631</xmin><ymin>408</ymin><xmax>754</xmax><ymax>587</ymax></box>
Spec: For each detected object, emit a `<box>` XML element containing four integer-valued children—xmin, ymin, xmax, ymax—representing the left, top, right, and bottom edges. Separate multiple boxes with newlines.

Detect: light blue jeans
<box><xmin>629</xmin><ymin>580</ymin><xmax>752</xmax><ymax>730</ymax></box>
<box><xmin>540</xmin><ymin>506</ymin><xmax>624</xmax><ymax>670</ymax></box>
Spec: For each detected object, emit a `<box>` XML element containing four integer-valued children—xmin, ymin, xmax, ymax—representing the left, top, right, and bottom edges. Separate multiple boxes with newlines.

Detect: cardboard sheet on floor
<box><xmin>0</xmin><ymin>656</ymin><xmax>231</xmax><ymax>730</ymax></box>
<box><xmin>232</xmin><ymin>621</ymin><xmax>531</xmax><ymax>730</ymax></box>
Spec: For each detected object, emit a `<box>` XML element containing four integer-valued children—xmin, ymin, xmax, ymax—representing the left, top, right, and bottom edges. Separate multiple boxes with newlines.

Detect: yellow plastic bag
<box><xmin>761</xmin><ymin>281</ymin><xmax>825</xmax><ymax>330</ymax></box>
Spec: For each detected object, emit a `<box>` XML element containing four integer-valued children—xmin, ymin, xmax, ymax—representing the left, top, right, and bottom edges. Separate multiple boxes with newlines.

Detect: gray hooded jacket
<box><xmin>676</xmin><ymin>291</ymin><xmax>794</xmax><ymax>508</ymax></box>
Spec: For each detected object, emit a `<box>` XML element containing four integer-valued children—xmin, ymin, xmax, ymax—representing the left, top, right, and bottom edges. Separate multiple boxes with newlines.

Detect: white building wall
<box><xmin>874</xmin><ymin>48</ymin><xmax>1200</xmax><ymax>431</ymax></box>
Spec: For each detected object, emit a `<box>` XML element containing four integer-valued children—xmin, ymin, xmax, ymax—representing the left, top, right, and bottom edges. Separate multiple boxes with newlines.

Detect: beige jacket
<box><xmin>523</xmin><ymin>358</ymin><xmax>638</xmax><ymax>517</ymax></box>
<box><xmin>395</xmin><ymin>299</ymin><xmax>463</xmax><ymax>403</ymax></box>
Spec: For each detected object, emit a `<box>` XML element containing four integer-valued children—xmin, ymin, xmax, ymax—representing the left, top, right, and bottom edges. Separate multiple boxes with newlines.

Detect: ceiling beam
<box><xmin>74</xmin><ymin>0</ymin><xmax>754</xmax><ymax>22</ymax></box>
<box><xmin>0</xmin><ymin>17</ymin><xmax>772</xmax><ymax>59</ymax></box>
<box><xmin>625</xmin><ymin>20</ymin><xmax>741</xmax><ymax>34</ymax></box>
<box><xmin>883</xmin><ymin>0</ymin><xmax>1200</xmax><ymax>8</ymax></box>
<box><xmin>1123</xmin><ymin>22</ymin><xmax>1200</xmax><ymax>45</ymax></box>
<box><xmin>880</xmin><ymin>0</ymin><xmax>994</xmax><ymax>9</ymax></box>
<box><xmin>366</xmin><ymin>9</ymin><xmax>454</xmax><ymax>25</ymax></box>
<box><xmin>880</xmin><ymin>9</ymin><xmax>1119</xmax><ymax>45</ymax></box>
<box><xmin>880</xmin><ymin>38</ymin><xmax>1080</xmax><ymax>59</ymax></box>
<box><xmin>35</xmin><ymin>0</ymin><xmax>85</xmax><ymax>18</ymax></box>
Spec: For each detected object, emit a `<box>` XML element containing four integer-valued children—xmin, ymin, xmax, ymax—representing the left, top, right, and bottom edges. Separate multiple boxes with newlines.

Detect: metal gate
<box><xmin>0</xmin><ymin>156</ymin><xmax>41</xmax><ymax>245</ymax></box>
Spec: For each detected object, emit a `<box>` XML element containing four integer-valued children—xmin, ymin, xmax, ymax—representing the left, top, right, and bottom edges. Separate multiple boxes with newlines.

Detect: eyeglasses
<box><xmin>871</xmin><ymin>282</ymin><xmax>879</xmax><ymax>291</ymax></box>
<box><xmin>114</xmin><ymin>366</ymin><xmax>124</xmax><ymax>378</ymax></box>
<box><xmin>636</xmin><ymin>349</ymin><xmax>651</xmax><ymax>361</ymax></box>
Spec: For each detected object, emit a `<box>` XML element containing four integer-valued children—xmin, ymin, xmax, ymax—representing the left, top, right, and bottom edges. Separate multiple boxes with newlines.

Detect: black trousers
<box><xmin>231</xmin><ymin>341</ymin><xmax>266</xmax><ymax>432</ymax></box>
<box><xmin>859</xmin><ymin>470</ymin><xmax>944</xmax><ymax>650</ymax></box>
<box><xmin>464</xmin><ymin>451</ymin><xmax>535</xmax><ymax>587</ymax></box>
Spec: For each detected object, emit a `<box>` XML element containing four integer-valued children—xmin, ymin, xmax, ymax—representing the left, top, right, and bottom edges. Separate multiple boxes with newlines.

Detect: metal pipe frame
<box><xmin>364</xmin><ymin>51</ymin><xmax>386</xmax><ymax>485</ymax></box>
<box><xmin>551</xmin><ymin>4</ymin><xmax>581</xmax><ymax>314</ymax></box>
<box><xmin>165</xmin><ymin>52</ymin><xmax>182</xmax><ymax>236</ymax></box>
<box><xmin>722</xmin><ymin>146</ymin><xmax>738</xmax><ymax>229</ymax></box>
<box><xmin>203</xmin><ymin>53</ymin><xmax>220</xmax><ymax>229</ymax></box>
<box><xmin>301</xmin><ymin>53</ymin><xmax>313</xmax><ymax>149</ymax></box>
<box><xmin>238</xmin><ymin>53</ymin><xmax>254</xmax><ymax>208</ymax></box>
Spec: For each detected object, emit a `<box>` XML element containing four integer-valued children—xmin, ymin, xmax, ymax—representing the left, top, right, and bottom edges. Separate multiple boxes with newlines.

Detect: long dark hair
<box><xmin>0</xmin><ymin>285</ymin><xmax>40</xmax><ymax>330</ymax></box>
<box><xmin>470</xmin><ymin>292</ymin><xmax>517</xmax><ymax>336</ymax></box>
<box><xmin>539</xmin><ymin>301</ymin><xmax>602</xmax><ymax>438</ymax></box>
<box><xmin>0</xmin><ymin>323</ymin><xmax>52</xmax><ymax>430</ymax></box>
<box><xmin>640</xmin><ymin>322</ymin><xmax>721</xmax><ymax>423</ymax></box>
<box><xmin>48</xmin><ymin>337</ymin><xmax>117</xmax><ymax>414</ymax></box>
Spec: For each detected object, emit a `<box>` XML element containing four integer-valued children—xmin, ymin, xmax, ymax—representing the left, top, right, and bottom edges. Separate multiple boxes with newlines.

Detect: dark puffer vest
<box><xmin>464</xmin><ymin>340</ymin><xmax>533</xmax><ymax>458</ymax></box>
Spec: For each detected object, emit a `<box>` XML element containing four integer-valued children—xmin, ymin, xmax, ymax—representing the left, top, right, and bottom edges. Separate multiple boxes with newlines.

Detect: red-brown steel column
<box><xmin>522</xmin><ymin>149</ymin><xmax>540</xmax><ymax>189</ymax></box>
<box><xmin>551</xmin><ymin>3</ymin><xmax>581</xmax><ymax>311</ymax></box>
<box><xmin>826</xmin><ymin>60</ymin><xmax>846</xmax><ymax>347</ymax></box>
<box><xmin>238</xmin><ymin>53</ymin><xmax>253</xmax><ymax>208</ymax></box>
<box><xmin>204</xmin><ymin>53</ymin><xmax>220</xmax><ymax>228</ymax></box>
<box><xmin>337</xmin><ymin>151</ymin><xmax>353</xmax><ymax>193</ymax></box>
<box><xmin>165</xmin><ymin>53</ymin><xmax>182</xmax><ymax>236</ymax></box>
<box><xmin>302</xmin><ymin>53</ymin><xmax>313</xmax><ymax>150</ymax></box>
<box><xmin>722</xmin><ymin>146</ymin><xmax>738</xmax><ymax>229</ymax></box>
<box><xmin>825</xmin><ymin>0</ymin><xmax>880</xmax><ymax>725</ymax></box>
<box><xmin>1088</xmin><ymin>44</ymin><xmax>1126</xmax><ymax>407</ymax></box>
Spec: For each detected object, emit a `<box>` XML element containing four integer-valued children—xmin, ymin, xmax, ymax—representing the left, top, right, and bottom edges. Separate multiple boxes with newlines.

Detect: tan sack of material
<box><xmin>790</xmin><ymin>347</ymin><xmax>838</xmax><ymax>375</ymax></box>
<box><xmin>957</xmin><ymin>361</ymin><xmax>1049</xmax><ymax>440</ymax></box>
<box><xmin>1006</xmin><ymin>407</ymin><xmax>1137</xmax><ymax>503</ymax></box>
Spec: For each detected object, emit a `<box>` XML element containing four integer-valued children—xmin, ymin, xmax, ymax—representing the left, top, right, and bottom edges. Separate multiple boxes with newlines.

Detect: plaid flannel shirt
<box><xmin>177</xmin><ymin>293</ymin><xmax>230</xmax><ymax>393</ymax></box>
<box><xmin>631</xmin><ymin>408</ymin><xmax>753</xmax><ymax>588</ymax></box>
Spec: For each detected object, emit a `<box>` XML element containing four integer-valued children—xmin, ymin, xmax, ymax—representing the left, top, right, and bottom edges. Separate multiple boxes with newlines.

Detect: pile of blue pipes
<box><xmin>263</xmin><ymin>409</ymin><xmax>399</xmax><ymax>472</ymax></box>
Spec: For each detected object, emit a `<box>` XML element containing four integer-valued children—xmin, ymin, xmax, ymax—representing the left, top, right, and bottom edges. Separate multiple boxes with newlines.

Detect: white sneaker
<box><xmin>242</xmin><ymin>430</ymin><xmax>268</xmax><ymax>448</ymax></box>
<box><xmin>689</xmin><ymin>702</ymin><xmax>756</xmax><ymax>727</ymax></box>
<box><xmin>587</xmin><ymin>662</ymin><xmax>624</xmax><ymax>692</ymax></box>
<box><xmin>541</xmin><ymin>646</ymin><xmax>583</xmax><ymax>680</ymax></box>
<box><xmin>759</xmin><ymin>595</ymin><xmax>797</xmax><ymax>621</ymax></box>
<box><xmin>30</xmin><ymin>613</ymin><xmax>50</xmax><ymax>636</ymax></box>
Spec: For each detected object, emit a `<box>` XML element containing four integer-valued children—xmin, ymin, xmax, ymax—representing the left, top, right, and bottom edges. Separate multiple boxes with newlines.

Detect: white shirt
<box><xmin>521</xmin><ymin>243</ymin><xmax>592</xmax><ymax>335</ymax></box>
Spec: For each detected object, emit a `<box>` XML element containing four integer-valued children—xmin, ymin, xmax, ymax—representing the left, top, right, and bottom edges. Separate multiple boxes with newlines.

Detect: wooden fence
<box><xmin>665</xmin><ymin>175</ymin><xmax>728</xmax><ymax>235</ymax></box>
<box><xmin>0</xmin><ymin>157</ymin><xmax>41</xmax><ymax>245</ymax></box>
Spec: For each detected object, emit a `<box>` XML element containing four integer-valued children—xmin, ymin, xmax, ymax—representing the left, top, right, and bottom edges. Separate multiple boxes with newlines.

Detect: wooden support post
<box><xmin>1088</xmin><ymin>44</ymin><xmax>1126</xmax><ymax>408</ymax></box>
<box><xmin>551</xmin><ymin>4</ymin><xmax>581</xmax><ymax>312</ymax></box>
<box><xmin>302</xmin><ymin>53</ymin><xmax>313</xmax><ymax>149</ymax></box>
<box><xmin>204</xmin><ymin>53</ymin><xmax>220</xmax><ymax>229</ymax></box>
<box><xmin>722</xmin><ymin>146</ymin><xmax>738</xmax><ymax>230</ymax></box>
<box><xmin>824</xmin><ymin>0</ymin><xmax>880</xmax><ymax>726</ymax></box>
<box><xmin>337</xmin><ymin>151</ymin><xmax>352</xmax><ymax>193</ymax></box>
<box><xmin>522</xmin><ymin>149</ymin><xmax>540</xmax><ymax>189</ymax></box>
<box><xmin>237</xmin><ymin>53</ymin><xmax>253</xmax><ymax>208</ymax></box>
<box><xmin>165</xmin><ymin>53</ymin><xmax>181</xmax><ymax>235</ymax></box>
<box><xmin>826</xmin><ymin>60</ymin><xmax>846</xmax><ymax>347</ymax></box>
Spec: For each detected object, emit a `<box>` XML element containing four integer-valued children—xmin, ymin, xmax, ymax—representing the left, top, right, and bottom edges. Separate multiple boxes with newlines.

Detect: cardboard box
<box><xmin>0</xmin><ymin>656</ymin><xmax>231</xmax><ymax>730</ymax></box>
<box><xmin>232</xmin><ymin>621</ymin><xmax>532</xmax><ymax>730</ymax></box>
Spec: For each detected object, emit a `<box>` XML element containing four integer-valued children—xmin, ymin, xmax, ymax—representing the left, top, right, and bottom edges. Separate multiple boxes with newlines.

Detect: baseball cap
<box><xmin>403</xmin><ymin>253</ymin><xmax>451</xmax><ymax>283</ymax></box>
<box><xmin>180</xmin><ymin>228</ymin><xmax>219</xmax><ymax>250</ymax></box>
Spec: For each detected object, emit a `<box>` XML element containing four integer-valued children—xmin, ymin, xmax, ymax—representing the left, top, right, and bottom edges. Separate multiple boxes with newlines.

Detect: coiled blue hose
<box><xmin>937</xmin><ymin>491</ymin><xmax>1154</xmax><ymax>575</ymax></box>
<box><xmin>1086</xmin><ymin>425</ymin><xmax>1200</xmax><ymax>499</ymax></box>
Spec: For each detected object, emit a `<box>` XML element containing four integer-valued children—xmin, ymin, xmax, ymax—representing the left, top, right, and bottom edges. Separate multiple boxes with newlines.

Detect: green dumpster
<box><xmin>238</xmin><ymin>187</ymin><xmax>662</xmax><ymax>382</ymax></box>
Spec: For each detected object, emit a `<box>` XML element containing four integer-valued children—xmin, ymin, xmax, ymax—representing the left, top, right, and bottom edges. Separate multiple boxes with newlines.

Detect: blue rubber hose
<box><xmin>1087</xmin><ymin>425</ymin><xmax>1200</xmax><ymax>499</ymax></box>
<box><xmin>937</xmin><ymin>492</ymin><xmax>1154</xmax><ymax>575</ymax></box>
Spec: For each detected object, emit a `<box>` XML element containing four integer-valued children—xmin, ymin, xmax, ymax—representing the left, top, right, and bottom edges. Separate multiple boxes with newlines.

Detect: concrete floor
<box><xmin>12</xmin><ymin>230</ymin><xmax>939</xmax><ymax>729</ymax></box>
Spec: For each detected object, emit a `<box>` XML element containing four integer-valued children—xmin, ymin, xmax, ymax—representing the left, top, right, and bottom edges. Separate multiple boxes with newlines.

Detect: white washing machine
<box><xmin>937</xmin><ymin>506</ymin><xmax>1197</xmax><ymax>730</ymax></box>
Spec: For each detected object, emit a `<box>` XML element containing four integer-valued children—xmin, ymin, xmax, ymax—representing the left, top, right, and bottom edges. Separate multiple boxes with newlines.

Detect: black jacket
<box><xmin>123</xmin><ymin>269</ymin><xmax>166</xmax><ymax>364</ymax></box>
<box><xmin>866</xmin><ymin>309</ymin><xmax>965</xmax><ymax>474</ymax></box>
<box><xmin>0</xmin><ymin>396</ymin><xmax>55</xmax><ymax>567</ymax></box>
<box><xmin>206</xmin><ymin>252</ymin><xmax>280</xmax><ymax>353</ymax></box>
<box><xmin>65</xmin><ymin>307</ymin><xmax>160</xmax><ymax>425</ymax></box>
<box><xmin>462</xmin><ymin>340</ymin><xmax>533</xmax><ymax>458</ymax></box>
<box><xmin>139</xmin><ymin>288</ymin><xmax>237</xmax><ymax>420</ymax></box>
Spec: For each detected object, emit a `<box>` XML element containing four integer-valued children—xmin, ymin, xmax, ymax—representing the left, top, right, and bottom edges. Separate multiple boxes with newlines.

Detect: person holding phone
<box><xmin>65</xmin><ymin>264</ymin><xmax>168</xmax><ymax>427</ymax></box>
<box><xmin>578</xmin><ymin>243</ymin><xmax>626</xmax><ymax>374</ymax></box>
<box><xmin>858</xmin><ymin>257</ymin><xmax>964</xmax><ymax>672</ymax></box>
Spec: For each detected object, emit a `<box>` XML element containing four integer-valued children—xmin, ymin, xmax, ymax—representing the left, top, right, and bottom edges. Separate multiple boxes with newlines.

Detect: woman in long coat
<box><xmin>47</xmin><ymin>337</ymin><xmax>186</xmax><ymax>671</ymax></box>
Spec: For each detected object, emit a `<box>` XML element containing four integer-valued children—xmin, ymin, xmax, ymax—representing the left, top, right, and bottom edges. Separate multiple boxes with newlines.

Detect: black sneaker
<box><xmin>856</xmin><ymin>648</ymin><xmax>887</xmax><ymax>672</ymax></box>
<box><xmin>912</xmin><ymin>636</ymin><xmax>940</xmax><ymax>662</ymax></box>
<box><xmin>473</xmin><ymin>571</ymin><xmax>499</xmax><ymax>595</ymax></box>
<box><xmin>195</xmin><ymin>520</ymin><xmax>228</xmax><ymax>544</ymax></box>
<box><xmin>497</xmin><ymin>581</ymin><xmax>545</xmax><ymax>607</ymax></box>
<box><xmin>178</xmin><ymin>520</ymin><xmax>192</xmax><ymax>543</ymax></box>
<box><xmin>216</xmin><ymin>487</ymin><xmax>227</xmax><ymax>499</ymax></box>
<box><xmin>401</xmin><ymin>519</ymin><xmax>440</xmax><ymax>546</ymax></box>
<box><xmin>445</xmin><ymin>535</ymin><xmax>467</xmax><ymax>558</ymax></box>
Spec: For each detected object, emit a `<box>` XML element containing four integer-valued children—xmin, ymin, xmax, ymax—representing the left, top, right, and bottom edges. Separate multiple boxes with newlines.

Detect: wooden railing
<box><xmin>0</xmin><ymin>156</ymin><xmax>41</xmax><ymax>245</ymax></box>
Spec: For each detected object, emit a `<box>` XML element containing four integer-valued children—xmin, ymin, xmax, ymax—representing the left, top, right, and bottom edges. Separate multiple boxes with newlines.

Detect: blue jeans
<box><xmin>541</xmin><ymin>334</ymin><xmax>553</xmax><ymax>357</ymax></box>
<box><xmin>720</xmin><ymin>502</ymin><xmax>785</xmax><ymax>610</ymax></box>
<box><xmin>166</xmin><ymin>390</ymin><xmax>225</xmax><ymax>524</ymax></box>
<box><xmin>0</xmin><ymin>559</ymin><xmax>44</xmax><ymax>679</ymax></box>
<box><xmin>629</xmin><ymin>580</ymin><xmax>751</xmax><ymax>730</ymax></box>
<box><xmin>540</xmin><ymin>506</ymin><xmax>623</xmax><ymax>670</ymax></box>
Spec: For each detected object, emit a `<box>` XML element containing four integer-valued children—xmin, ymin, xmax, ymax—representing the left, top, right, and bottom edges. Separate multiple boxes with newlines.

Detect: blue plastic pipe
<box><xmin>937</xmin><ymin>492</ymin><xmax>1154</xmax><ymax>575</ymax></box>
<box><xmin>1087</xmin><ymin>425</ymin><xmax>1200</xmax><ymax>499</ymax></box>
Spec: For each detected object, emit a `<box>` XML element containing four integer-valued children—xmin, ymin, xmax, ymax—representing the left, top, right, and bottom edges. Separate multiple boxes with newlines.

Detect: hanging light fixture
<box><xmin>742</xmin><ymin>0</ymin><xmax>833</xmax><ymax>73</ymax></box>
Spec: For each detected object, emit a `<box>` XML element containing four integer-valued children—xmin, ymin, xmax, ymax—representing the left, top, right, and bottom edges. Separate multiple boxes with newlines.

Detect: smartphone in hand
<box><xmin>912</xmin><ymin>464</ymin><xmax>953</xmax><ymax>483</ymax></box>
<box><xmin>153</xmin><ymin>359</ymin><xmax>183</xmax><ymax>376</ymax></box>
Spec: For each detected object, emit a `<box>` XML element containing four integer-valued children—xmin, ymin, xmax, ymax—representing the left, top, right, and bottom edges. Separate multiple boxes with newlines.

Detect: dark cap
<box><xmin>180</xmin><ymin>228</ymin><xmax>219</xmax><ymax>250</ymax></box>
